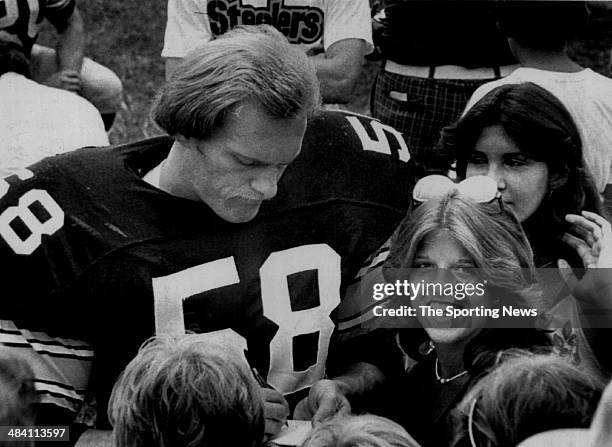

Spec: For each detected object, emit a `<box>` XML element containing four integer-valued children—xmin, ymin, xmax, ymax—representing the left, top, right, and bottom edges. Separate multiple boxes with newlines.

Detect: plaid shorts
<box><xmin>371</xmin><ymin>70</ymin><xmax>493</xmax><ymax>158</ymax></box>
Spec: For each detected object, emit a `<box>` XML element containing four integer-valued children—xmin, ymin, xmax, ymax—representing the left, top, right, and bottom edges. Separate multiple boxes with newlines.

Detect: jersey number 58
<box><xmin>152</xmin><ymin>244</ymin><xmax>341</xmax><ymax>395</ymax></box>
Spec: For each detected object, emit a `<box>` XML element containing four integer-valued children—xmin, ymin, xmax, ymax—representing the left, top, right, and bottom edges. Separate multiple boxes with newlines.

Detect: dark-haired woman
<box><xmin>435</xmin><ymin>82</ymin><xmax>612</xmax><ymax>373</ymax></box>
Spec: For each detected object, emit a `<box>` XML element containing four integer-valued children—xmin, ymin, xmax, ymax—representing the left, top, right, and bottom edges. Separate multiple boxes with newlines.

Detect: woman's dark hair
<box><xmin>437</xmin><ymin>82</ymin><xmax>603</xmax><ymax>233</ymax></box>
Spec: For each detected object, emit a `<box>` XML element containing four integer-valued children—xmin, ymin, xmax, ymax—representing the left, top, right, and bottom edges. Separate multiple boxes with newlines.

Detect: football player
<box><xmin>0</xmin><ymin>25</ymin><xmax>414</xmax><ymax>445</ymax></box>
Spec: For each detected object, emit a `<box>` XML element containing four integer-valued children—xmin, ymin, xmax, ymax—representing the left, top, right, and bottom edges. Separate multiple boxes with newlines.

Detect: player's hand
<box><xmin>559</xmin><ymin>211</ymin><xmax>612</xmax><ymax>307</ymax></box>
<box><xmin>262</xmin><ymin>387</ymin><xmax>290</xmax><ymax>439</ymax></box>
<box><xmin>43</xmin><ymin>69</ymin><xmax>81</xmax><ymax>93</ymax></box>
<box><xmin>293</xmin><ymin>379</ymin><xmax>351</xmax><ymax>425</ymax></box>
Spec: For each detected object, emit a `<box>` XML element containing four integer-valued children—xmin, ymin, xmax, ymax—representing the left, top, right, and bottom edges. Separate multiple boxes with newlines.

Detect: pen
<box><xmin>244</xmin><ymin>349</ymin><xmax>274</xmax><ymax>389</ymax></box>
<box><xmin>252</xmin><ymin>365</ymin><xmax>274</xmax><ymax>390</ymax></box>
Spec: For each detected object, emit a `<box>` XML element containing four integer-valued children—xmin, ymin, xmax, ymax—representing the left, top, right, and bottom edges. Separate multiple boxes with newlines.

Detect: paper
<box><xmin>270</xmin><ymin>420</ymin><xmax>312</xmax><ymax>446</ymax></box>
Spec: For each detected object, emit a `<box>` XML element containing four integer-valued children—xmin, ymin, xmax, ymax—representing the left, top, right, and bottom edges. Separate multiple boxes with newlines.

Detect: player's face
<box><xmin>466</xmin><ymin>125</ymin><xmax>549</xmax><ymax>223</ymax></box>
<box><xmin>410</xmin><ymin>230</ymin><xmax>488</xmax><ymax>346</ymax></box>
<box><xmin>188</xmin><ymin>102</ymin><xmax>307</xmax><ymax>223</ymax></box>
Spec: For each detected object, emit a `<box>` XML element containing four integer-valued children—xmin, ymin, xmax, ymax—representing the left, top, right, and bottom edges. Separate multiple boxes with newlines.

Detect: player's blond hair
<box><xmin>153</xmin><ymin>25</ymin><xmax>320</xmax><ymax>140</ymax></box>
<box><xmin>108</xmin><ymin>335</ymin><xmax>264</xmax><ymax>447</ymax></box>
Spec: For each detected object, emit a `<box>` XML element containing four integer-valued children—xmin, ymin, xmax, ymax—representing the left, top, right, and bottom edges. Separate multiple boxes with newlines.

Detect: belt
<box><xmin>385</xmin><ymin>60</ymin><xmax>520</xmax><ymax>80</ymax></box>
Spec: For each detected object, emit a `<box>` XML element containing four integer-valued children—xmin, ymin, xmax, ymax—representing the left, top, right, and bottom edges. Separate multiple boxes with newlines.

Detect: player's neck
<box><xmin>156</xmin><ymin>141</ymin><xmax>201</xmax><ymax>201</ymax></box>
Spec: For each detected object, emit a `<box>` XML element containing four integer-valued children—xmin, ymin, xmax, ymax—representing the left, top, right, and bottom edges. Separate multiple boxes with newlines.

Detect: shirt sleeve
<box><xmin>322</xmin><ymin>0</ymin><xmax>373</xmax><ymax>54</ymax></box>
<box><xmin>0</xmin><ymin>164</ymin><xmax>94</xmax><ymax>424</ymax></box>
<box><xmin>162</xmin><ymin>0</ymin><xmax>213</xmax><ymax>58</ymax></box>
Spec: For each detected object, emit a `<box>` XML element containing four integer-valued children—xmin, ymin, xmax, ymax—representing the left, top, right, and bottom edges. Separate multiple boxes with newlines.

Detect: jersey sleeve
<box><xmin>162</xmin><ymin>0</ymin><xmax>213</xmax><ymax>59</ymax></box>
<box><xmin>323</xmin><ymin>0</ymin><xmax>373</xmax><ymax>54</ymax></box>
<box><xmin>0</xmin><ymin>164</ymin><xmax>96</xmax><ymax>424</ymax></box>
<box><xmin>335</xmin><ymin>237</ymin><xmax>392</xmax><ymax>340</ymax></box>
<box><xmin>0</xmin><ymin>153</ymin><xmax>121</xmax><ymax>338</ymax></box>
<box><xmin>0</xmin><ymin>320</ymin><xmax>93</xmax><ymax>422</ymax></box>
<box><xmin>0</xmin><ymin>167</ymin><xmax>66</xmax><ymax>324</ymax></box>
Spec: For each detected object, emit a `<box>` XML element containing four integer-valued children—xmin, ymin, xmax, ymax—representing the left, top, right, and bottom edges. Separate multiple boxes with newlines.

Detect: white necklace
<box><xmin>435</xmin><ymin>358</ymin><xmax>468</xmax><ymax>384</ymax></box>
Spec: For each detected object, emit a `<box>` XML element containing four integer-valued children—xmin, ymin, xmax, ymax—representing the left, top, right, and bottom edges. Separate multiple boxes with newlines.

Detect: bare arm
<box><xmin>44</xmin><ymin>4</ymin><xmax>85</xmax><ymax>92</ymax></box>
<box><xmin>311</xmin><ymin>38</ymin><xmax>366</xmax><ymax>104</ymax></box>
<box><xmin>55</xmin><ymin>5</ymin><xmax>85</xmax><ymax>73</ymax></box>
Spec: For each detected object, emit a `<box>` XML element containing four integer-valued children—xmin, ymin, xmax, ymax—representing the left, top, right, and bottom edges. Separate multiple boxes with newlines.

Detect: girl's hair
<box><xmin>451</xmin><ymin>350</ymin><xmax>605</xmax><ymax>447</ymax></box>
<box><xmin>436</xmin><ymin>82</ymin><xmax>603</xmax><ymax>232</ymax></box>
<box><xmin>384</xmin><ymin>191</ymin><xmax>549</xmax><ymax>365</ymax></box>
<box><xmin>300</xmin><ymin>414</ymin><xmax>421</xmax><ymax>447</ymax></box>
<box><xmin>384</xmin><ymin>190</ymin><xmax>539</xmax><ymax>304</ymax></box>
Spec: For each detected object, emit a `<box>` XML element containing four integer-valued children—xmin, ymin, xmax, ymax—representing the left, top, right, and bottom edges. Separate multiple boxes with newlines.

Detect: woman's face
<box><xmin>411</xmin><ymin>230</ymin><xmax>489</xmax><ymax>346</ymax></box>
<box><xmin>466</xmin><ymin>125</ymin><xmax>549</xmax><ymax>223</ymax></box>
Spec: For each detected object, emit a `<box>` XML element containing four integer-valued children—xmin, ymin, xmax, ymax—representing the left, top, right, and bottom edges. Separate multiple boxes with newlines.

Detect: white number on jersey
<box><xmin>346</xmin><ymin>116</ymin><xmax>411</xmax><ymax>163</ymax></box>
<box><xmin>0</xmin><ymin>169</ymin><xmax>34</xmax><ymax>199</ymax></box>
<box><xmin>152</xmin><ymin>243</ymin><xmax>341</xmax><ymax>394</ymax></box>
<box><xmin>0</xmin><ymin>189</ymin><xmax>65</xmax><ymax>255</ymax></box>
<box><xmin>0</xmin><ymin>0</ymin><xmax>39</xmax><ymax>37</ymax></box>
<box><xmin>260</xmin><ymin>244</ymin><xmax>340</xmax><ymax>392</ymax></box>
<box><xmin>153</xmin><ymin>257</ymin><xmax>240</xmax><ymax>338</ymax></box>
<box><xmin>0</xmin><ymin>0</ymin><xmax>18</xmax><ymax>27</ymax></box>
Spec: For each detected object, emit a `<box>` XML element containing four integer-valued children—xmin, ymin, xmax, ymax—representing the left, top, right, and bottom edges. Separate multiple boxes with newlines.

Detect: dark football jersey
<box><xmin>0</xmin><ymin>111</ymin><xmax>414</xmax><ymax>426</ymax></box>
<box><xmin>0</xmin><ymin>0</ymin><xmax>75</xmax><ymax>53</ymax></box>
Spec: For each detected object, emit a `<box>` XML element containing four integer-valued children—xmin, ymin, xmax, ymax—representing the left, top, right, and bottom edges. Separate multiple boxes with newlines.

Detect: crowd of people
<box><xmin>1</xmin><ymin>1</ymin><xmax>612</xmax><ymax>447</ymax></box>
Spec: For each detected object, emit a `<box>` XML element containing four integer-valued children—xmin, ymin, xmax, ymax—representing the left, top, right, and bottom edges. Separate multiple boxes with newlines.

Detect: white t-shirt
<box><xmin>0</xmin><ymin>72</ymin><xmax>109</xmax><ymax>177</ymax></box>
<box><xmin>465</xmin><ymin>68</ymin><xmax>612</xmax><ymax>193</ymax></box>
<box><xmin>162</xmin><ymin>0</ymin><xmax>373</xmax><ymax>58</ymax></box>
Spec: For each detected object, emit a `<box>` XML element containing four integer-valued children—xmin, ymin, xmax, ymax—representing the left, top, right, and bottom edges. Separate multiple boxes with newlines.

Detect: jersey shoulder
<box><xmin>0</xmin><ymin>135</ymin><xmax>172</xmax><ymax>228</ymax></box>
<box><xmin>0</xmin><ymin>137</ymin><xmax>174</xmax><ymax>331</ymax></box>
<box><xmin>267</xmin><ymin>110</ymin><xmax>415</xmax><ymax>214</ymax></box>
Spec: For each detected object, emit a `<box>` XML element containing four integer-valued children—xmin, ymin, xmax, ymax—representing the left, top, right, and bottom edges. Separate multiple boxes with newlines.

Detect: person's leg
<box><xmin>371</xmin><ymin>70</ymin><xmax>432</xmax><ymax>157</ymax></box>
<box><xmin>29</xmin><ymin>44</ymin><xmax>59</xmax><ymax>83</ymax></box>
<box><xmin>79</xmin><ymin>57</ymin><xmax>123</xmax><ymax>129</ymax></box>
<box><xmin>29</xmin><ymin>44</ymin><xmax>123</xmax><ymax>129</ymax></box>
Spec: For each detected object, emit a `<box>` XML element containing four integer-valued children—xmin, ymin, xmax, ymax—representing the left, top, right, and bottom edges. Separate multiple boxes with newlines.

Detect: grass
<box><xmin>40</xmin><ymin>1</ymin><xmax>612</xmax><ymax>145</ymax></box>
<box><xmin>41</xmin><ymin>0</ymin><xmax>168</xmax><ymax>143</ymax></box>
